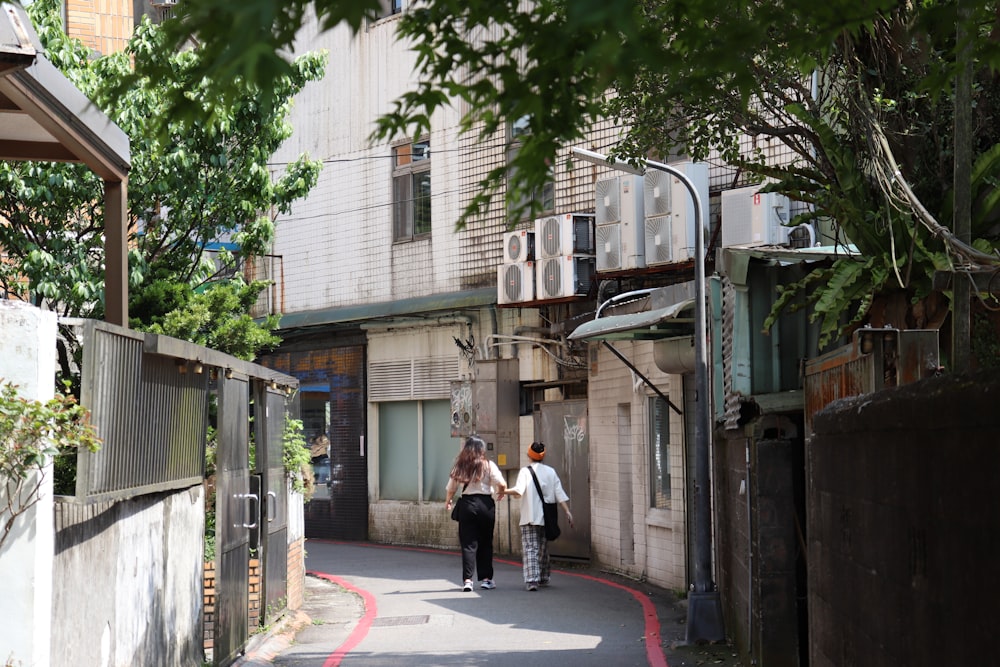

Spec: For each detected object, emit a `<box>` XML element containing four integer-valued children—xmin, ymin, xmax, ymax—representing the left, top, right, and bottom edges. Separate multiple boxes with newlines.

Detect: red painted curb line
<box><xmin>306</xmin><ymin>540</ymin><xmax>668</xmax><ymax>667</ymax></box>
<box><xmin>308</xmin><ymin>571</ymin><xmax>379</xmax><ymax>667</ymax></box>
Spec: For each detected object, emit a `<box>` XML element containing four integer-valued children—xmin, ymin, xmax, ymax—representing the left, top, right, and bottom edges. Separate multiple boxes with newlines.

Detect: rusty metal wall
<box><xmin>803</xmin><ymin>329</ymin><xmax>940</xmax><ymax>437</ymax></box>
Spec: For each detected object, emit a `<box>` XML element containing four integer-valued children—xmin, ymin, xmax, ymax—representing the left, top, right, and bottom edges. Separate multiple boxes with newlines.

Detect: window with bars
<box><xmin>649</xmin><ymin>395</ymin><xmax>671</xmax><ymax>509</ymax></box>
<box><xmin>507</xmin><ymin>116</ymin><xmax>554</xmax><ymax>222</ymax></box>
<box><xmin>392</xmin><ymin>139</ymin><xmax>431</xmax><ymax>242</ymax></box>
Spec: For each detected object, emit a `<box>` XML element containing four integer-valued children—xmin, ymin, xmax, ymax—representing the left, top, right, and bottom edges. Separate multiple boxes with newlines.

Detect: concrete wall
<box><xmin>368</xmin><ymin>497</ymin><xmax>521</xmax><ymax>558</ymax></box>
<box><xmin>809</xmin><ymin>369</ymin><xmax>1000</xmax><ymax>667</ymax></box>
<box><xmin>0</xmin><ymin>302</ymin><xmax>57</xmax><ymax>666</ymax></box>
<box><xmin>51</xmin><ymin>487</ymin><xmax>205</xmax><ymax>667</ymax></box>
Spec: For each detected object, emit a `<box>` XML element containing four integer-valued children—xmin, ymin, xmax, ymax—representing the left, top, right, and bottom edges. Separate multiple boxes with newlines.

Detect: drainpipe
<box><xmin>746</xmin><ymin>438</ymin><xmax>754</xmax><ymax>663</ymax></box>
<box><xmin>511</xmin><ymin>325</ymin><xmax>551</xmax><ymax>358</ymax></box>
<box><xmin>489</xmin><ymin>305</ymin><xmax>499</xmax><ymax>360</ymax></box>
<box><xmin>359</xmin><ymin>315</ymin><xmax>473</xmax><ymax>330</ymax></box>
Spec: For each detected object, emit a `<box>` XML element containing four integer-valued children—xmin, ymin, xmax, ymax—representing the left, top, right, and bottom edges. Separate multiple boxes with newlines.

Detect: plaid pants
<box><xmin>520</xmin><ymin>524</ymin><xmax>550</xmax><ymax>584</ymax></box>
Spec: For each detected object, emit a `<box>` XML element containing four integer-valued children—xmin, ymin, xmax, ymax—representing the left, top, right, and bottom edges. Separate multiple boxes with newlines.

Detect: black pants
<box><xmin>456</xmin><ymin>494</ymin><xmax>496</xmax><ymax>582</ymax></box>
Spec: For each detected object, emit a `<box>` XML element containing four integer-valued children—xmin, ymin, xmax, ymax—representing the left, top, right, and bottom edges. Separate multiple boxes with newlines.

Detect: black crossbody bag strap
<box><xmin>528</xmin><ymin>466</ymin><xmax>545</xmax><ymax>508</ymax></box>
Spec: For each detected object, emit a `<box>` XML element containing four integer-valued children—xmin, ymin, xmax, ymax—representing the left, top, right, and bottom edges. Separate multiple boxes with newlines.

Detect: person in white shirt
<box><xmin>505</xmin><ymin>442</ymin><xmax>573</xmax><ymax>591</ymax></box>
<box><xmin>445</xmin><ymin>435</ymin><xmax>507</xmax><ymax>591</ymax></box>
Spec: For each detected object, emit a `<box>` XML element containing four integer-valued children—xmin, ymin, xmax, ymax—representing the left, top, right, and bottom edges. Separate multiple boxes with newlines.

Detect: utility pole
<box><xmin>572</xmin><ymin>148</ymin><xmax>725</xmax><ymax>643</ymax></box>
<box><xmin>952</xmin><ymin>1</ymin><xmax>972</xmax><ymax>372</ymax></box>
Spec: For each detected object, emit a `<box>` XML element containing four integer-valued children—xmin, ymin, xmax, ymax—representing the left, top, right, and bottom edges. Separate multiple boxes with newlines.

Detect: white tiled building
<box><xmin>257</xmin><ymin>5</ymin><xmax>770</xmax><ymax>594</ymax></box>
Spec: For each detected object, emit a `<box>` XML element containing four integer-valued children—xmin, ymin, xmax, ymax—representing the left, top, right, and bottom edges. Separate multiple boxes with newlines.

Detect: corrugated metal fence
<box><xmin>58</xmin><ymin>318</ymin><xmax>299</xmax><ymax>666</ymax></box>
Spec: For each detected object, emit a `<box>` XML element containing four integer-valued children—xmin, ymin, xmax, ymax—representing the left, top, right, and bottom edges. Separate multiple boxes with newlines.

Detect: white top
<box><xmin>508</xmin><ymin>462</ymin><xmax>569</xmax><ymax>526</ymax></box>
<box><xmin>461</xmin><ymin>460</ymin><xmax>505</xmax><ymax>496</ymax></box>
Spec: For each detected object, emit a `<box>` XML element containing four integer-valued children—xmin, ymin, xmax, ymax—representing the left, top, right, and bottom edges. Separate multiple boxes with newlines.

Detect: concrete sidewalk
<box><xmin>235</xmin><ymin>541</ymin><xmax>743</xmax><ymax>667</ymax></box>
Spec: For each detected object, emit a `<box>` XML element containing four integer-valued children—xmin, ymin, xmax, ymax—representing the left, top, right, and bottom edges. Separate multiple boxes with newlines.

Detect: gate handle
<box><xmin>232</xmin><ymin>492</ymin><xmax>247</xmax><ymax>527</ymax></box>
<box><xmin>244</xmin><ymin>493</ymin><xmax>259</xmax><ymax>530</ymax></box>
<box><xmin>267</xmin><ymin>491</ymin><xmax>277</xmax><ymax>522</ymax></box>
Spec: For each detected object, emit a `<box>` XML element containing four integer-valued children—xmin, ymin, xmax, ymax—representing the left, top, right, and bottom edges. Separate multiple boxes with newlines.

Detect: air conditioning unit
<box><xmin>535</xmin><ymin>255</ymin><xmax>595</xmax><ymax>299</ymax></box>
<box><xmin>497</xmin><ymin>262</ymin><xmax>535</xmax><ymax>304</ymax></box>
<box><xmin>535</xmin><ymin>213</ymin><xmax>595</xmax><ymax>259</ymax></box>
<box><xmin>643</xmin><ymin>169</ymin><xmax>672</xmax><ymax>218</ymax></box>
<box><xmin>644</xmin><ymin>215</ymin><xmax>691</xmax><ymax>266</ymax></box>
<box><xmin>503</xmin><ymin>229</ymin><xmax>535</xmax><ymax>263</ymax></box>
<box><xmin>645</xmin><ymin>161</ymin><xmax>709</xmax><ymax>265</ymax></box>
<box><xmin>721</xmin><ymin>184</ymin><xmax>790</xmax><ymax>247</ymax></box>
<box><xmin>595</xmin><ymin>175</ymin><xmax>645</xmax><ymax>271</ymax></box>
<box><xmin>787</xmin><ymin>224</ymin><xmax>816</xmax><ymax>249</ymax></box>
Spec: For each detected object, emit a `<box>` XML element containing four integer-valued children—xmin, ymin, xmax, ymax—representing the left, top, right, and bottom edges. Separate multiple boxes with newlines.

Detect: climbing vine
<box><xmin>282</xmin><ymin>416</ymin><xmax>313</xmax><ymax>502</ymax></box>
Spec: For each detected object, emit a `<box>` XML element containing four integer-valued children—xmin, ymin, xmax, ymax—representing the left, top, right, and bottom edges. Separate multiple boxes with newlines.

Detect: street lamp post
<box><xmin>572</xmin><ymin>148</ymin><xmax>724</xmax><ymax>643</ymax></box>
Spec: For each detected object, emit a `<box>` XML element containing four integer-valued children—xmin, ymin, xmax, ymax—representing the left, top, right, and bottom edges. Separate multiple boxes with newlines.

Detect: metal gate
<box><xmin>257</xmin><ymin>383</ymin><xmax>289</xmax><ymax>620</ymax></box>
<box><xmin>534</xmin><ymin>399</ymin><xmax>591</xmax><ymax>560</ymax></box>
<box><xmin>215</xmin><ymin>373</ymin><xmax>253</xmax><ymax>666</ymax></box>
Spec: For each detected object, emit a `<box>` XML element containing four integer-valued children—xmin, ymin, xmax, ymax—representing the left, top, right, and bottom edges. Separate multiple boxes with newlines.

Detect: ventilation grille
<box><xmin>644</xmin><ymin>170</ymin><xmax>672</xmax><ymax>217</ymax></box>
<box><xmin>596</xmin><ymin>223</ymin><xmax>622</xmax><ymax>271</ymax></box>
<box><xmin>644</xmin><ymin>216</ymin><xmax>672</xmax><ymax>265</ymax></box>
<box><xmin>595</xmin><ymin>176</ymin><xmax>621</xmax><ymax>224</ymax></box>
<box><xmin>369</xmin><ymin>357</ymin><xmax>459</xmax><ymax>401</ymax></box>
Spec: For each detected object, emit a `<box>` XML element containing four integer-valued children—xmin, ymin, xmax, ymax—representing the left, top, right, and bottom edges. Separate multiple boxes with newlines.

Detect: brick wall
<box><xmin>248</xmin><ymin>558</ymin><xmax>261</xmax><ymax>633</ymax></box>
<box><xmin>202</xmin><ymin>561</ymin><xmax>215</xmax><ymax>654</ymax></box>
<box><xmin>202</xmin><ymin>556</ymin><xmax>268</xmax><ymax>653</ymax></box>
<box><xmin>64</xmin><ymin>0</ymin><xmax>134</xmax><ymax>56</ymax></box>
<box><xmin>286</xmin><ymin>537</ymin><xmax>305</xmax><ymax>610</ymax></box>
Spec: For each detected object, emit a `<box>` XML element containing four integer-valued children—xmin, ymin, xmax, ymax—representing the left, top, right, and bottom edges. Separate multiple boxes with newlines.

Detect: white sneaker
<box><xmin>480</xmin><ymin>579</ymin><xmax>496</xmax><ymax>590</ymax></box>
<box><xmin>463</xmin><ymin>580</ymin><xmax>474</xmax><ymax>592</ymax></box>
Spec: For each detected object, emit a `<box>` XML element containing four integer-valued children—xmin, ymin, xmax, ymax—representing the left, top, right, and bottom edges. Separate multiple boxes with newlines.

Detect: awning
<box><xmin>1</xmin><ymin>1</ymin><xmax>131</xmax><ymax>326</ymax></box>
<box><xmin>568</xmin><ymin>297</ymin><xmax>694</xmax><ymax>341</ymax></box>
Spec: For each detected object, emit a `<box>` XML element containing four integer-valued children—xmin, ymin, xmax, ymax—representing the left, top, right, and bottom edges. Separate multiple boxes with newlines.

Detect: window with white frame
<box><xmin>507</xmin><ymin>116</ymin><xmax>554</xmax><ymax>221</ymax></box>
<box><xmin>649</xmin><ymin>396</ymin><xmax>671</xmax><ymax>509</ymax></box>
<box><xmin>377</xmin><ymin>399</ymin><xmax>456</xmax><ymax>501</ymax></box>
<box><xmin>392</xmin><ymin>139</ymin><xmax>431</xmax><ymax>242</ymax></box>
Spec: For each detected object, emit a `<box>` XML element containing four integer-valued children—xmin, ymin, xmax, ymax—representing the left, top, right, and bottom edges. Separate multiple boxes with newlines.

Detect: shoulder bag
<box><xmin>450</xmin><ymin>483</ymin><xmax>468</xmax><ymax>520</ymax></box>
<box><xmin>528</xmin><ymin>467</ymin><xmax>561</xmax><ymax>541</ymax></box>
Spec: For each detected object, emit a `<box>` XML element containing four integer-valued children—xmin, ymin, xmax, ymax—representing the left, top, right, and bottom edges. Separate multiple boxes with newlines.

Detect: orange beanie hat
<box><xmin>528</xmin><ymin>442</ymin><xmax>546</xmax><ymax>461</ymax></box>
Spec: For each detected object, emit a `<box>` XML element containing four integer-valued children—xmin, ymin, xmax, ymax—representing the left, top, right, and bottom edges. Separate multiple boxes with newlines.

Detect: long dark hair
<box><xmin>449</xmin><ymin>435</ymin><xmax>489</xmax><ymax>484</ymax></box>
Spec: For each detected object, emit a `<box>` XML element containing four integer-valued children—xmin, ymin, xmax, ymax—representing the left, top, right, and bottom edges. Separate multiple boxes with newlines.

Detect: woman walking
<box><xmin>445</xmin><ymin>435</ymin><xmax>507</xmax><ymax>591</ymax></box>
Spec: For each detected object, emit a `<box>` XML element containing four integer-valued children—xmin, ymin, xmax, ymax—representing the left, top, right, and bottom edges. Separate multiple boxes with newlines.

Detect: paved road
<box><xmin>237</xmin><ymin>540</ymin><xmax>744</xmax><ymax>667</ymax></box>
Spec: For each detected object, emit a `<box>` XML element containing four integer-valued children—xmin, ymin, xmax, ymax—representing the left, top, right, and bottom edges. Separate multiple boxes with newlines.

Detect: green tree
<box><xmin>605</xmin><ymin>2</ymin><xmax>1000</xmax><ymax>346</ymax></box>
<box><xmin>0</xmin><ymin>0</ymin><xmax>325</xmax><ymax>362</ymax></box>
<box><xmin>147</xmin><ymin>0</ymin><xmax>1000</xmax><ymax>347</ymax></box>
